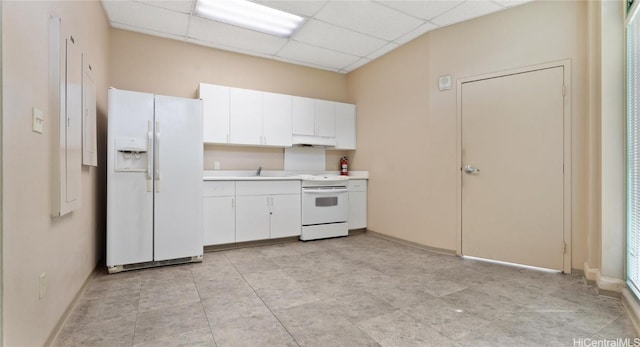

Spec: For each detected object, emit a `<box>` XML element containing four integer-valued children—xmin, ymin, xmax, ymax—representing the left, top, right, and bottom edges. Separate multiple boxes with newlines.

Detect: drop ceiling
<box><xmin>101</xmin><ymin>0</ymin><xmax>531</xmax><ymax>73</ymax></box>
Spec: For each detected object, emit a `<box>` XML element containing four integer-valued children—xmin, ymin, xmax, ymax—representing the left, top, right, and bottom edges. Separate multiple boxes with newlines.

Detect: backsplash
<box><xmin>204</xmin><ymin>144</ymin><xmax>347</xmax><ymax>171</ymax></box>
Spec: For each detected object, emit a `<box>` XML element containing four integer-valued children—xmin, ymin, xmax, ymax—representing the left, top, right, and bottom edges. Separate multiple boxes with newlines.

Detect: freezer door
<box><xmin>153</xmin><ymin>95</ymin><xmax>204</xmax><ymax>261</ymax></box>
<box><xmin>107</xmin><ymin>88</ymin><xmax>154</xmax><ymax>267</ymax></box>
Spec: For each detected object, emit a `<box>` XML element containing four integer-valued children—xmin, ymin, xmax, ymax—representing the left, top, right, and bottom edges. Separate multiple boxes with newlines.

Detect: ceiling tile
<box><xmin>101</xmin><ymin>0</ymin><xmax>534</xmax><ymax>74</ymax></box>
<box><xmin>431</xmin><ymin>0</ymin><xmax>504</xmax><ymax>27</ymax></box>
<box><xmin>314</xmin><ymin>1</ymin><xmax>424</xmax><ymax>41</ymax></box>
<box><xmin>253</xmin><ymin>0</ymin><xmax>328</xmax><ymax>17</ymax></box>
<box><xmin>276</xmin><ymin>41</ymin><xmax>361</xmax><ymax>71</ymax></box>
<box><xmin>293</xmin><ymin>19</ymin><xmax>388</xmax><ymax>57</ymax></box>
<box><xmin>393</xmin><ymin>21</ymin><xmax>438</xmax><ymax>45</ymax></box>
<box><xmin>341</xmin><ymin>58</ymin><xmax>371</xmax><ymax>73</ymax></box>
<box><xmin>135</xmin><ymin>0</ymin><xmax>195</xmax><ymax>14</ymax></box>
<box><xmin>366</xmin><ymin>42</ymin><xmax>399</xmax><ymax>62</ymax></box>
<box><xmin>111</xmin><ymin>21</ymin><xmax>186</xmax><ymax>41</ymax></box>
<box><xmin>376</xmin><ymin>0</ymin><xmax>463</xmax><ymax>20</ymax></box>
<box><xmin>492</xmin><ymin>0</ymin><xmax>533</xmax><ymax>8</ymax></box>
<box><xmin>186</xmin><ymin>38</ymin><xmax>273</xmax><ymax>59</ymax></box>
<box><xmin>102</xmin><ymin>0</ymin><xmax>190</xmax><ymax>36</ymax></box>
<box><xmin>188</xmin><ymin>16</ymin><xmax>288</xmax><ymax>55</ymax></box>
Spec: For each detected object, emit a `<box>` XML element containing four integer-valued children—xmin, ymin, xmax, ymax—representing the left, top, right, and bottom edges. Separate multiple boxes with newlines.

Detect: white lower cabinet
<box><xmin>235</xmin><ymin>195</ymin><xmax>271</xmax><ymax>242</ymax></box>
<box><xmin>235</xmin><ymin>181</ymin><xmax>301</xmax><ymax>242</ymax></box>
<box><xmin>348</xmin><ymin>179</ymin><xmax>367</xmax><ymax>229</ymax></box>
<box><xmin>203</xmin><ymin>181</ymin><xmax>236</xmax><ymax>245</ymax></box>
<box><xmin>270</xmin><ymin>194</ymin><xmax>301</xmax><ymax>238</ymax></box>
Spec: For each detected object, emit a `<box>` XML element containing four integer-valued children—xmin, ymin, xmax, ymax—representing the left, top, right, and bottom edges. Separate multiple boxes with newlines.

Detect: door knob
<box><xmin>463</xmin><ymin>165</ymin><xmax>480</xmax><ymax>174</ymax></box>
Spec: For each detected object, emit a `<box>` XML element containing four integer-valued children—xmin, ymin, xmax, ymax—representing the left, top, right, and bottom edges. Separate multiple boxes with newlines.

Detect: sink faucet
<box><xmin>256</xmin><ymin>166</ymin><xmax>262</xmax><ymax>176</ymax></box>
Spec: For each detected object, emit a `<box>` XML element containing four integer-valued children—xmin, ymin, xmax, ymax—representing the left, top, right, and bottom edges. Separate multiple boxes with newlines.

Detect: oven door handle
<box><xmin>303</xmin><ymin>188</ymin><xmax>349</xmax><ymax>194</ymax></box>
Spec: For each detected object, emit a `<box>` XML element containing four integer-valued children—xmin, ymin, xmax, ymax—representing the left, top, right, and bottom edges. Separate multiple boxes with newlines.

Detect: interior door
<box><xmin>461</xmin><ymin>67</ymin><xmax>565</xmax><ymax>271</ymax></box>
<box><xmin>153</xmin><ymin>95</ymin><xmax>203</xmax><ymax>261</ymax></box>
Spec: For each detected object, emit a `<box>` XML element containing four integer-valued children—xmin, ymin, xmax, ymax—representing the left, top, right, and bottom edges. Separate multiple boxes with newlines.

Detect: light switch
<box><xmin>32</xmin><ymin>107</ymin><xmax>44</xmax><ymax>134</ymax></box>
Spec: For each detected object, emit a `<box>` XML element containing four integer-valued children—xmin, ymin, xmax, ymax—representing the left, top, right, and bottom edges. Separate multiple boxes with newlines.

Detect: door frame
<box><xmin>455</xmin><ymin>60</ymin><xmax>572</xmax><ymax>273</ymax></box>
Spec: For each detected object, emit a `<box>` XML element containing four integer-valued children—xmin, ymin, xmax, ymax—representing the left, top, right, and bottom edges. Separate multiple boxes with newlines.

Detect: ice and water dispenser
<box><xmin>114</xmin><ymin>137</ymin><xmax>148</xmax><ymax>172</ymax></box>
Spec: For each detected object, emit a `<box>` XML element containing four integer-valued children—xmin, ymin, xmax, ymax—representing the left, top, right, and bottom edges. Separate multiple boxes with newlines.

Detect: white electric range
<box><xmin>299</xmin><ymin>175</ymin><xmax>349</xmax><ymax>241</ymax></box>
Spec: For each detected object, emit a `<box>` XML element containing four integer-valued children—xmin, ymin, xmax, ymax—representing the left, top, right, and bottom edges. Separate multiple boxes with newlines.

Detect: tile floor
<box><xmin>54</xmin><ymin>233</ymin><xmax>638</xmax><ymax>347</ymax></box>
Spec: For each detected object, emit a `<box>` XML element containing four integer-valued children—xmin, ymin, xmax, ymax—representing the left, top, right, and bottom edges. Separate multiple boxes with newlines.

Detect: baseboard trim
<box><xmin>582</xmin><ymin>261</ymin><xmax>625</xmax><ymax>296</ymax></box>
<box><xmin>349</xmin><ymin>228</ymin><xmax>367</xmax><ymax>236</ymax></box>
<box><xmin>365</xmin><ymin>229</ymin><xmax>457</xmax><ymax>256</ymax></box>
<box><xmin>622</xmin><ymin>288</ymin><xmax>640</xmax><ymax>337</ymax></box>
<box><xmin>45</xmin><ymin>262</ymin><xmax>101</xmax><ymax>347</ymax></box>
<box><xmin>204</xmin><ymin>230</ymin><xmax>368</xmax><ymax>252</ymax></box>
<box><xmin>204</xmin><ymin>236</ymin><xmax>299</xmax><ymax>252</ymax></box>
<box><xmin>583</xmin><ymin>261</ymin><xmax>600</xmax><ymax>281</ymax></box>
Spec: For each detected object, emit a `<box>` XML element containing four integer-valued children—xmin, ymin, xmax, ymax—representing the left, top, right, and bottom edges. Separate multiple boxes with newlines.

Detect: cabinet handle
<box><xmin>155</xmin><ymin>121</ymin><xmax>161</xmax><ymax>192</ymax></box>
<box><xmin>231</xmin><ymin>198</ymin><xmax>235</xmax><ymax>208</ymax></box>
<box><xmin>226</xmin><ymin>133</ymin><xmax>229</xmax><ymax>143</ymax></box>
<box><xmin>147</xmin><ymin>120</ymin><xmax>153</xmax><ymax>192</ymax></box>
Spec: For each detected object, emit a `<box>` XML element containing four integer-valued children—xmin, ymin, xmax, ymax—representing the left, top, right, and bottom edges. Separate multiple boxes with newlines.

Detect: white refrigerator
<box><xmin>107</xmin><ymin>88</ymin><xmax>203</xmax><ymax>273</ymax></box>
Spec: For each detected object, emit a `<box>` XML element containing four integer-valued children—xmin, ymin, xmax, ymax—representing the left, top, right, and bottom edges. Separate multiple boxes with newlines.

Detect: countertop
<box><xmin>203</xmin><ymin>170</ymin><xmax>369</xmax><ymax>181</ymax></box>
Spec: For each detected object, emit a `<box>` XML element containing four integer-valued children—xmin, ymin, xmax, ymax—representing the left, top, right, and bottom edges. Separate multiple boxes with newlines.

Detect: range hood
<box><xmin>292</xmin><ymin>135</ymin><xmax>336</xmax><ymax>147</ymax></box>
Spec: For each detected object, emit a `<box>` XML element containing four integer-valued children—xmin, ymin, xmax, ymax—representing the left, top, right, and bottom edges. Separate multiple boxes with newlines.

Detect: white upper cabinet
<box><xmin>199</xmin><ymin>83</ymin><xmax>230</xmax><ymax>144</ymax></box>
<box><xmin>262</xmin><ymin>92</ymin><xmax>292</xmax><ymax>147</ymax></box>
<box><xmin>314</xmin><ymin>100</ymin><xmax>336</xmax><ymax>138</ymax></box>
<box><xmin>199</xmin><ymin>83</ymin><xmax>355</xmax><ymax>149</ymax></box>
<box><xmin>292</xmin><ymin>96</ymin><xmax>315</xmax><ymax>136</ymax></box>
<box><xmin>335</xmin><ymin>102</ymin><xmax>356</xmax><ymax>150</ymax></box>
<box><xmin>230</xmin><ymin>88</ymin><xmax>262</xmax><ymax>145</ymax></box>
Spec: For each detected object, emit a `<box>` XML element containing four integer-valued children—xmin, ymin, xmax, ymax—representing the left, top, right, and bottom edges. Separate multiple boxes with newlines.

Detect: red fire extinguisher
<box><xmin>340</xmin><ymin>156</ymin><xmax>349</xmax><ymax>176</ymax></box>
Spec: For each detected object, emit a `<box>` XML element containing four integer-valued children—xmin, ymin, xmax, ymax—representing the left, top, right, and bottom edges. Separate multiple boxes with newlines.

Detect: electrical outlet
<box><xmin>39</xmin><ymin>272</ymin><xmax>46</xmax><ymax>300</ymax></box>
<box><xmin>214</xmin><ymin>161</ymin><xmax>221</xmax><ymax>170</ymax></box>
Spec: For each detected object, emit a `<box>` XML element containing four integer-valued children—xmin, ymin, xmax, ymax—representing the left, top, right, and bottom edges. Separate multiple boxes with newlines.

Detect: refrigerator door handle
<box><xmin>147</xmin><ymin>121</ymin><xmax>153</xmax><ymax>192</ymax></box>
<box><xmin>155</xmin><ymin>121</ymin><xmax>161</xmax><ymax>192</ymax></box>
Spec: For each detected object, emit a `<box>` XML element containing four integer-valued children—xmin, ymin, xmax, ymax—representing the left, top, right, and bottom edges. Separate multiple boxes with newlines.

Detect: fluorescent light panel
<box><xmin>195</xmin><ymin>0</ymin><xmax>305</xmax><ymax>38</ymax></box>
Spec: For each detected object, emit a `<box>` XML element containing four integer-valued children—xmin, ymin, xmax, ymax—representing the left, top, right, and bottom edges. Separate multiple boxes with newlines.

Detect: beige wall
<box><xmin>2</xmin><ymin>1</ymin><xmax>109</xmax><ymax>345</ymax></box>
<box><xmin>203</xmin><ymin>145</ymin><xmax>347</xmax><ymax>172</ymax></box>
<box><xmin>347</xmin><ymin>0</ymin><xmax>591</xmax><ymax>268</ymax></box>
<box><xmin>109</xmin><ymin>29</ymin><xmax>350</xmax><ymax>171</ymax></box>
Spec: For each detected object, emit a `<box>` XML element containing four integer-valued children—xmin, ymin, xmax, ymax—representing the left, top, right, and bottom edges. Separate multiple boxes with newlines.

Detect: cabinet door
<box><xmin>199</xmin><ymin>83</ymin><xmax>230</xmax><ymax>144</ymax></box>
<box><xmin>348</xmin><ymin>191</ymin><xmax>367</xmax><ymax>229</ymax></box>
<box><xmin>203</xmin><ymin>196</ymin><xmax>235</xmax><ymax>245</ymax></box>
<box><xmin>270</xmin><ymin>194</ymin><xmax>301</xmax><ymax>238</ymax></box>
<box><xmin>236</xmin><ymin>195</ymin><xmax>270</xmax><ymax>242</ymax></box>
<box><xmin>263</xmin><ymin>92</ymin><xmax>292</xmax><ymax>147</ymax></box>
<box><xmin>335</xmin><ymin>103</ymin><xmax>356</xmax><ymax>150</ymax></box>
<box><xmin>230</xmin><ymin>88</ymin><xmax>262</xmax><ymax>145</ymax></box>
<box><xmin>314</xmin><ymin>100</ymin><xmax>336</xmax><ymax>137</ymax></box>
<box><xmin>292</xmin><ymin>96</ymin><xmax>315</xmax><ymax>136</ymax></box>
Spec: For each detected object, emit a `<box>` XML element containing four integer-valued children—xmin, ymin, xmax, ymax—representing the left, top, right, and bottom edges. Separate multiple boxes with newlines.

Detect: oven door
<box><xmin>302</xmin><ymin>187</ymin><xmax>349</xmax><ymax>226</ymax></box>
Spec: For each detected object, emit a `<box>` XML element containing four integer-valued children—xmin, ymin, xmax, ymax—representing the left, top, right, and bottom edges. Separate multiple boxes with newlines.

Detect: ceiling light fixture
<box><xmin>195</xmin><ymin>0</ymin><xmax>305</xmax><ymax>38</ymax></box>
